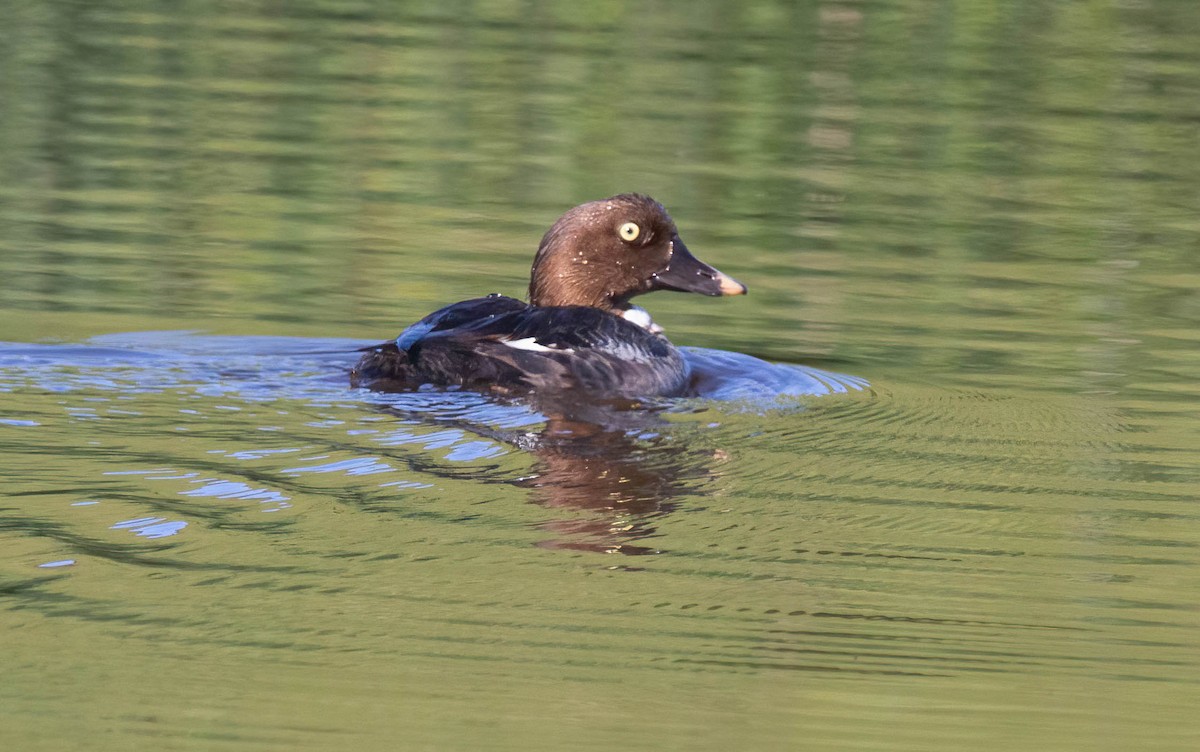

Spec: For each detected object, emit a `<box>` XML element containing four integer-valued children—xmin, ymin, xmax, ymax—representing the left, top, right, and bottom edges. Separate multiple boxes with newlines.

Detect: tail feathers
<box><xmin>350</xmin><ymin>342</ymin><xmax>415</xmax><ymax>389</ymax></box>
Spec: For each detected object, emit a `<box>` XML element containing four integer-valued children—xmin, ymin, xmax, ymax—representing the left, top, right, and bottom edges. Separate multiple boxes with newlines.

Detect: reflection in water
<box><xmin>0</xmin><ymin>0</ymin><xmax>1198</xmax><ymax>745</ymax></box>
<box><xmin>109</xmin><ymin>516</ymin><xmax>189</xmax><ymax>539</ymax></box>
<box><xmin>516</xmin><ymin>415</ymin><xmax>714</xmax><ymax>556</ymax></box>
<box><xmin>3</xmin><ymin>325</ymin><xmax>1200</xmax><ymax>751</ymax></box>
<box><xmin>350</xmin><ymin>342</ymin><xmax>866</xmax><ymax>555</ymax></box>
<box><xmin>1</xmin><ymin>334</ymin><xmax>862</xmax><ymax>559</ymax></box>
<box><xmin>376</xmin><ymin>394</ymin><xmax>721</xmax><ymax>556</ymax></box>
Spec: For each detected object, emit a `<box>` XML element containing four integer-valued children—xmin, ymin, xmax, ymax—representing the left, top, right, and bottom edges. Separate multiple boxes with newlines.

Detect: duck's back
<box><xmin>351</xmin><ymin>296</ymin><xmax>690</xmax><ymax>398</ymax></box>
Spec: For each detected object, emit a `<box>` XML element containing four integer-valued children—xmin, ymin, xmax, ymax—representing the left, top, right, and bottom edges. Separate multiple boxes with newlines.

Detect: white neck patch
<box><xmin>622</xmin><ymin>306</ymin><xmax>664</xmax><ymax>334</ymax></box>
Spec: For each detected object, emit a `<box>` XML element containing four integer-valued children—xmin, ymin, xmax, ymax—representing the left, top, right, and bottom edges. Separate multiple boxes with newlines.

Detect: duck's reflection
<box><xmin>516</xmin><ymin>413</ymin><xmax>711</xmax><ymax>555</ymax></box>
<box><xmin>381</xmin><ymin>395</ymin><xmax>721</xmax><ymax>555</ymax></box>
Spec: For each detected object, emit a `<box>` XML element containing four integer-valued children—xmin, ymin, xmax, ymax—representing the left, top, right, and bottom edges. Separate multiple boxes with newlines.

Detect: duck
<box><xmin>351</xmin><ymin>194</ymin><xmax>746</xmax><ymax>399</ymax></box>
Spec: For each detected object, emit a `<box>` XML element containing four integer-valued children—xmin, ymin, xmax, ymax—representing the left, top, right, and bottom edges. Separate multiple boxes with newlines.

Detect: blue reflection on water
<box><xmin>111</xmin><ymin>517</ymin><xmax>188</xmax><ymax>539</ymax></box>
<box><xmin>38</xmin><ymin>560</ymin><xmax>76</xmax><ymax>568</ymax></box>
<box><xmin>180</xmin><ymin>480</ymin><xmax>291</xmax><ymax>503</ymax></box>
<box><xmin>683</xmin><ymin>347</ymin><xmax>869</xmax><ymax>401</ymax></box>
<box><xmin>282</xmin><ymin>457</ymin><xmax>395</xmax><ymax>476</ymax></box>
<box><xmin>1</xmin><ymin>333</ymin><xmax>868</xmax><ymax>408</ymax></box>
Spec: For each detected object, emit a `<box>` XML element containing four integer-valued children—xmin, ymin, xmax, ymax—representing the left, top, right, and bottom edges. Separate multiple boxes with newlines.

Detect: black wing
<box><xmin>394</xmin><ymin>295</ymin><xmax>531</xmax><ymax>352</ymax></box>
<box><xmin>351</xmin><ymin>296</ymin><xmax>529</xmax><ymax>389</ymax></box>
<box><xmin>408</xmin><ymin>305</ymin><xmax>689</xmax><ymax>398</ymax></box>
<box><xmin>354</xmin><ymin>298</ymin><xmax>689</xmax><ymax>397</ymax></box>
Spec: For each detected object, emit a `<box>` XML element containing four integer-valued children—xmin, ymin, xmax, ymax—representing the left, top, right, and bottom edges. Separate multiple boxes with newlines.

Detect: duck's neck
<box><xmin>528</xmin><ymin>264</ymin><xmax>622</xmax><ymax>312</ymax></box>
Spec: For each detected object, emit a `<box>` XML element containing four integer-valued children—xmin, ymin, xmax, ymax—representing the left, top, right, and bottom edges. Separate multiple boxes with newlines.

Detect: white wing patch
<box><xmin>502</xmin><ymin>337</ymin><xmax>574</xmax><ymax>354</ymax></box>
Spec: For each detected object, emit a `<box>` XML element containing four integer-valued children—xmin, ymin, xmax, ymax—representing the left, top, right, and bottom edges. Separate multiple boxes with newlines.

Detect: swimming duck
<box><xmin>351</xmin><ymin>194</ymin><xmax>746</xmax><ymax>398</ymax></box>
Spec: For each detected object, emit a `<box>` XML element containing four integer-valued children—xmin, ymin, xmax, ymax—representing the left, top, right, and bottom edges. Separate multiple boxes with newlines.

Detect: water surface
<box><xmin>3</xmin><ymin>2</ymin><xmax>1200</xmax><ymax>751</ymax></box>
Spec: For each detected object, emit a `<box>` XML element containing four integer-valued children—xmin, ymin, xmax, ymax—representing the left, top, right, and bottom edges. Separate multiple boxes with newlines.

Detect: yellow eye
<box><xmin>618</xmin><ymin>222</ymin><xmax>641</xmax><ymax>242</ymax></box>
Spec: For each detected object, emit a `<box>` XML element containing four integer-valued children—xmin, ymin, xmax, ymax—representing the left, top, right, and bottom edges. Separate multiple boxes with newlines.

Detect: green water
<box><xmin>3</xmin><ymin>2</ymin><xmax>1200</xmax><ymax>750</ymax></box>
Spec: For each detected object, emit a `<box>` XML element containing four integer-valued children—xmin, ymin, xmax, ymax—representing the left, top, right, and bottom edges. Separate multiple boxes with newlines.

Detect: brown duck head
<box><xmin>528</xmin><ymin>194</ymin><xmax>746</xmax><ymax>313</ymax></box>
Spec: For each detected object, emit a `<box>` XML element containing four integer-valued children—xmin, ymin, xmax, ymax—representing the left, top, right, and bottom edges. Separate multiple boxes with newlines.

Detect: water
<box><xmin>3</xmin><ymin>2</ymin><xmax>1200</xmax><ymax>750</ymax></box>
